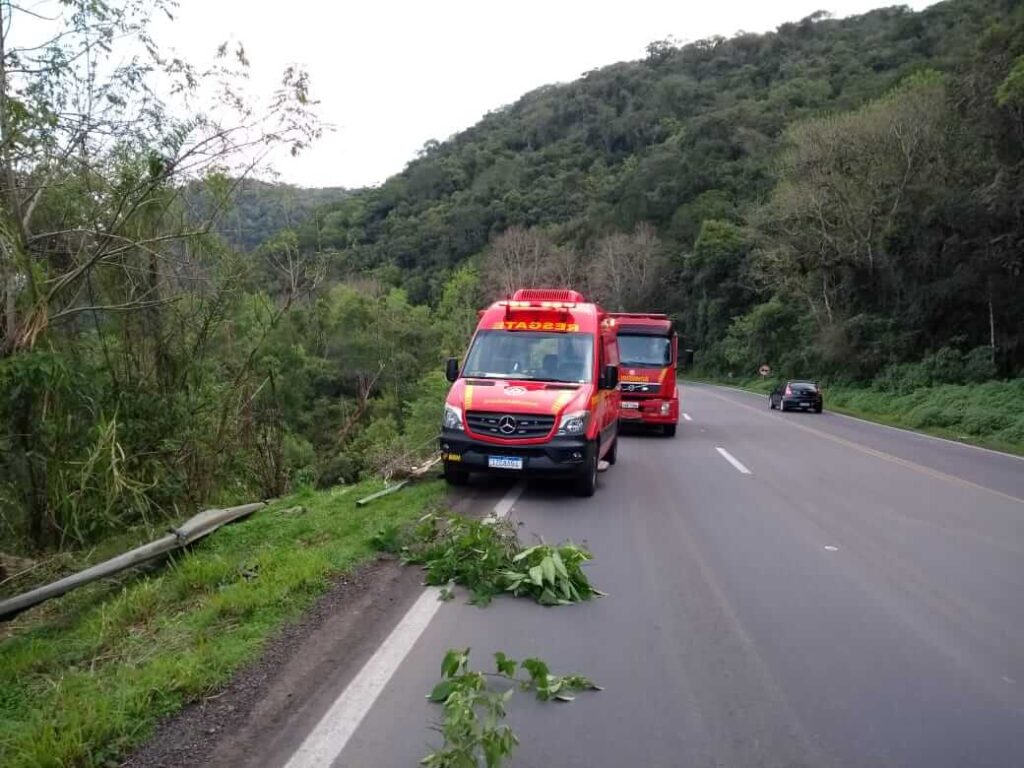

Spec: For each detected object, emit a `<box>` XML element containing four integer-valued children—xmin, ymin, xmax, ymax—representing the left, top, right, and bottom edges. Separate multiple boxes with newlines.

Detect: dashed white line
<box><xmin>715</xmin><ymin>447</ymin><xmax>752</xmax><ymax>475</ymax></box>
<box><xmin>682</xmin><ymin>413</ymin><xmax>693</xmax><ymax>422</ymax></box>
<box><xmin>283</xmin><ymin>483</ymin><xmax>525</xmax><ymax>768</ymax></box>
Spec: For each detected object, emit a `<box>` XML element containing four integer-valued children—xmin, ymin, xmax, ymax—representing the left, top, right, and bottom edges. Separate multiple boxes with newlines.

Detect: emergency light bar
<box><xmin>608</xmin><ymin>312</ymin><xmax>669</xmax><ymax>320</ymax></box>
<box><xmin>501</xmin><ymin>300</ymin><xmax>577</xmax><ymax>309</ymax></box>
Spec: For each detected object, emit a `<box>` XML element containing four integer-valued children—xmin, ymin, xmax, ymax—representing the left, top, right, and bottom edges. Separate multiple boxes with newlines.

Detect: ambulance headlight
<box><xmin>442</xmin><ymin>404</ymin><xmax>464</xmax><ymax>431</ymax></box>
<box><xmin>557</xmin><ymin>410</ymin><xmax>589</xmax><ymax>436</ymax></box>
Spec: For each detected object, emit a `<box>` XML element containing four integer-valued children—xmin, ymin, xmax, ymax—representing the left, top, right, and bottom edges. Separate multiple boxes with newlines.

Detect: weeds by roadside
<box><xmin>0</xmin><ymin>480</ymin><xmax>444</xmax><ymax>768</ymax></box>
<box><xmin>375</xmin><ymin>512</ymin><xmax>603</xmax><ymax>606</ymax></box>
<box><xmin>422</xmin><ymin>648</ymin><xmax>601</xmax><ymax>767</ymax></box>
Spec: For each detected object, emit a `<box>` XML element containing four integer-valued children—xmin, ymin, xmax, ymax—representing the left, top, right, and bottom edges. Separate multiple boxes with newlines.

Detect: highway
<box><xmin>272</xmin><ymin>384</ymin><xmax>1024</xmax><ymax>768</ymax></box>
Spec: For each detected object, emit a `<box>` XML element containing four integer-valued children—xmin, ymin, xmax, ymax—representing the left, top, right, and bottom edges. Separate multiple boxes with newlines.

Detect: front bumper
<box><xmin>439</xmin><ymin>430</ymin><xmax>591</xmax><ymax>476</ymax></box>
<box><xmin>618</xmin><ymin>396</ymin><xmax>678</xmax><ymax>425</ymax></box>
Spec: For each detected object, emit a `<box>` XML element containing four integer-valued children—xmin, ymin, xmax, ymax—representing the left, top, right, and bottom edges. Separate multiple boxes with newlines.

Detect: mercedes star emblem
<box><xmin>498</xmin><ymin>415</ymin><xmax>518</xmax><ymax>435</ymax></box>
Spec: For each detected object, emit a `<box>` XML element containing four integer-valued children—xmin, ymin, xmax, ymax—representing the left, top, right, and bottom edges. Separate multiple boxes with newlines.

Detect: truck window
<box><xmin>618</xmin><ymin>335</ymin><xmax>672</xmax><ymax>367</ymax></box>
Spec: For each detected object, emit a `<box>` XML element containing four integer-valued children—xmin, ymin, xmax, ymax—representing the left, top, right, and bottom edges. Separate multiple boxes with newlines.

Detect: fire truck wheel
<box><xmin>664</xmin><ymin>424</ymin><xmax>677</xmax><ymax>438</ymax></box>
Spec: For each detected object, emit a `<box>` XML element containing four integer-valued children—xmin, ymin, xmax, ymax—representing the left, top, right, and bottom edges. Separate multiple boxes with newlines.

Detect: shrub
<box><xmin>906</xmin><ymin>405</ymin><xmax>951</xmax><ymax>429</ymax></box>
<box><xmin>962</xmin><ymin>347</ymin><xmax>997</xmax><ymax>383</ymax></box>
<box><xmin>959</xmin><ymin>407</ymin><xmax>1011</xmax><ymax>436</ymax></box>
<box><xmin>995</xmin><ymin>416</ymin><xmax>1024</xmax><ymax>446</ymax></box>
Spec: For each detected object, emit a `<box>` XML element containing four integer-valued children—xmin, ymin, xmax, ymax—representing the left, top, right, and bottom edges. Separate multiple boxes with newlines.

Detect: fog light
<box><xmin>571</xmin><ymin>451</ymin><xmax>583</xmax><ymax>460</ymax></box>
<box><xmin>660</xmin><ymin>402</ymin><xmax>671</xmax><ymax>416</ymax></box>
<box><xmin>441</xmin><ymin>442</ymin><xmax>450</xmax><ymax>451</ymax></box>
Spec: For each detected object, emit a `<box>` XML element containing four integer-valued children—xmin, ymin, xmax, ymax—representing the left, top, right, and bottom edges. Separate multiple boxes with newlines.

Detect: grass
<box><xmin>686</xmin><ymin>375</ymin><xmax>1024</xmax><ymax>456</ymax></box>
<box><xmin>0</xmin><ymin>479</ymin><xmax>445</xmax><ymax>768</ymax></box>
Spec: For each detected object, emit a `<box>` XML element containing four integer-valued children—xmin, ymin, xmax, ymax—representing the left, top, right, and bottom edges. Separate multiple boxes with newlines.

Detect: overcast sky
<box><xmin>156</xmin><ymin>0</ymin><xmax>938</xmax><ymax>189</ymax></box>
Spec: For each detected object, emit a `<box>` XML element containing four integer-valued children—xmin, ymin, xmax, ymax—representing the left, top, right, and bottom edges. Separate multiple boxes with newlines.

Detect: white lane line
<box><xmin>492</xmin><ymin>483</ymin><xmax>522</xmax><ymax>518</ymax></box>
<box><xmin>284</xmin><ymin>483</ymin><xmax>525</xmax><ymax>768</ymax></box>
<box><xmin>715</xmin><ymin>447</ymin><xmax>752</xmax><ymax>475</ymax></box>
<box><xmin>682</xmin><ymin>413</ymin><xmax>693</xmax><ymax>422</ymax></box>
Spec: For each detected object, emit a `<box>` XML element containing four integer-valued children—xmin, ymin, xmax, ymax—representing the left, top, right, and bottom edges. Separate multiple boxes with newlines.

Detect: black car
<box><xmin>769</xmin><ymin>380</ymin><xmax>823</xmax><ymax>413</ymax></box>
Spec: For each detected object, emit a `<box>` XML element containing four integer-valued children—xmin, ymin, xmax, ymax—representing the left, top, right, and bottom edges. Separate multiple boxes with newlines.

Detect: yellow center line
<box><xmin>700</xmin><ymin>388</ymin><xmax>1024</xmax><ymax>506</ymax></box>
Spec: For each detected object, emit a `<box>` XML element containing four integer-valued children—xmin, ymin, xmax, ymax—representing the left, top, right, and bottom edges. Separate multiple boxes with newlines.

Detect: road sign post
<box><xmin>758</xmin><ymin>364</ymin><xmax>771</xmax><ymax>379</ymax></box>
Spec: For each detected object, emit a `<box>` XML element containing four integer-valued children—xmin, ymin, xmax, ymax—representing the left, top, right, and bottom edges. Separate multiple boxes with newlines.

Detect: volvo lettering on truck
<box><xmin>440</xmin><ymin>289</ymin><xmax>620</xmax><ymax>497</ymax></box>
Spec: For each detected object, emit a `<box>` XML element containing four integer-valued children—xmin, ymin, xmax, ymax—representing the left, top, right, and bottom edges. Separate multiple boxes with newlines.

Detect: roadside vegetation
<box><xmin>0</xmin><ymin>480</ymin><xmax>444</xmax><ymax>768</ymax></box>
<box><xmin>690</xmin><ymin>365</ymin><xmax>1024</xmax><ymax>455</ymax></box>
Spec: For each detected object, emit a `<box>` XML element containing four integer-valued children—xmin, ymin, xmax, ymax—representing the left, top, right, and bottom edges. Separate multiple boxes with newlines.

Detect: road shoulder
<box><xmin>123</xmin><ymin>555</ymin><xmax>425</xmax><ymax>768</ymax></box>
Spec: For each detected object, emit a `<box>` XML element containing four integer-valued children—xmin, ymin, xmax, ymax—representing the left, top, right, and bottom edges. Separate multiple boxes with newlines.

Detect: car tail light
<box><xmin>784</xmin><ymin>385</ymin><xmax>792</xmax><ymax>396</ymax></box>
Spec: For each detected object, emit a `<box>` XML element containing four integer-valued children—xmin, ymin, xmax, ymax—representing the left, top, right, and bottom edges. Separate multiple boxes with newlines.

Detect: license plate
<box><xmin>621</xmin><ymin>402</ymin><xmax>640</xmax><ymax>409</ymax></box>
<box><xmin>488</xmin><ymin>456</ymin><xmax>523</xmax><ymax>471</ymax></box>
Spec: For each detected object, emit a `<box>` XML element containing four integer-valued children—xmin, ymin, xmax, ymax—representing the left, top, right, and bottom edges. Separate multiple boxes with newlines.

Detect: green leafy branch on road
<box><xmin>374</xmin><ymin>512</ymin><xmax>602</xmax><ymax>606</ymax></box>
<box><xmin>501</xmin><ymin>543</ymin><xmax>603</xmax><ymax>606</ymax></box>
<box><xmin>422</xmin><ymin>648</ymin><xmax>601</xmax><ymax>767</ymax></box>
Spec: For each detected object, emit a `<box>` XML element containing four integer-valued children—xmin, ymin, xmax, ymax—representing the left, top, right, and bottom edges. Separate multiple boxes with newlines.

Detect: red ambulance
<box><xmin>440</xmin><ymin>289</ymin><xmax>620</xmax><ymax>496</ymax></box>
<box><xmin>611</xmin><ymin>313</ymin><xmax>684</xmax><ymax>436</ymax></box>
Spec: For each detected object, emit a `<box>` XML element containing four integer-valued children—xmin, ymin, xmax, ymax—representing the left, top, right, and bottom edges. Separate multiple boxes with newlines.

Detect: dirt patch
<box><xmin>122</xmin><ymin>554</ymin><xmax>425</xmax><ymax>768</ymax></box>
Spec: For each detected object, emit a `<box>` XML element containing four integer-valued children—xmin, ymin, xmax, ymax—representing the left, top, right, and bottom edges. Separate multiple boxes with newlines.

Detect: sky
<box><xmin>154</xmin><ymin>0</ymin><xmax>939</xmax><ymax>189</ymax></box>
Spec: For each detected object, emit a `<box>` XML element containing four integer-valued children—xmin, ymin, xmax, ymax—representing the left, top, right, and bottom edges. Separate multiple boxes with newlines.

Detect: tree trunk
<box><xmin>2</xmin><ymin>244</ymin><xmax>14</xmax><ymax>348</ymax></box>
<box><xmin>147</xmin><ymin>250</ymin><xmax>171</xmax><ymax>388</ymax></box>
<box><xmin>0</xmin><ymin>3</ymin><xmax>25</xmax><ymax>241</ymax></box>
<box><xmin>989</xmin><ymin>288</ymin><xmax>996</xmax><ymax>367</ymax></box>
<box><xmin>15</xmin><ymin>389</ymin><xmax>51</xmax><ymax>549</ymax></box>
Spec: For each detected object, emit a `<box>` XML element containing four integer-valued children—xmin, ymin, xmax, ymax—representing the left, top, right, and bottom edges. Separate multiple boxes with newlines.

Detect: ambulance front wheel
<box><xmin>574</xmin><ymin>442</ymin><xmax>598</xmax><ymax>497</ymax></box>
<box><xmin>444</xmin><ymin>462</ymin><xmax>469</xmax><ymax>486</ymax></box>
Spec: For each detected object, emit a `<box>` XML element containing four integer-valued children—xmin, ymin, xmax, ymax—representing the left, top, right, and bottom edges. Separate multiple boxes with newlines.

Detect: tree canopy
<box><xmin>287</xmin><ymin>0</ymin><xmax>1023</xmax><ymax>378</ymax></box>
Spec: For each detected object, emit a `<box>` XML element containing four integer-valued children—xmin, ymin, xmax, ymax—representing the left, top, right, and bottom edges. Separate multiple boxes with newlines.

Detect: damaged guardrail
<box><xmin>0</xmin><ymin>502</ymin><xmax>265</xmax><ymax>622</ymax></box>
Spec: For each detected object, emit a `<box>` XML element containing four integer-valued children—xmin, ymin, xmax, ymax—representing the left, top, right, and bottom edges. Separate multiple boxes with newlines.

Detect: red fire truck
<box><xmin>611</xmin><ymin>313</ymin><xmax>684</xmax><ymax>436</ymax></box>
<box><xmin>440</xmin><ymin>289</ymin><xmax>620</xmax><ymax>496</ymax></box>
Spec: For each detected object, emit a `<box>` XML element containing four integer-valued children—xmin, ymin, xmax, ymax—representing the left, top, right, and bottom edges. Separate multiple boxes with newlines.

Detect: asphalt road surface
<box><xmin>277</xmin><ymin>383</ymin><xmax>1024</xmax><ymax>768</ymax></box>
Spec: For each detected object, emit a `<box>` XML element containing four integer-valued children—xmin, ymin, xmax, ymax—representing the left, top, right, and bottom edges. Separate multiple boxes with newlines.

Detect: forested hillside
<box><xmin>295</xmin><ymin>0</ymin><xmax>1023</xmax><ymax>381</ymax></box>
<box><xmin>191</xmin><ymin>179</ymin><xmax>349</xmax><ymax>252</ymax></box>
<box><xmin>2</xmin><ymin>0</ymin><xmax>1022</xmax><ymax>557</ymax></box>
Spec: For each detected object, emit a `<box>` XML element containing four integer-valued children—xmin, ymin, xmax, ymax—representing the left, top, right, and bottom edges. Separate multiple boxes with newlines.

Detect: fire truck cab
<box><xmin>612</xmin><ymin>313</ymin><xmax>681</xmax><ymax>436</ymax></box>
<box><xmin>440</xmin><ymin>289</ymin><xmax>620</xmax><ymax>496</ymax></box>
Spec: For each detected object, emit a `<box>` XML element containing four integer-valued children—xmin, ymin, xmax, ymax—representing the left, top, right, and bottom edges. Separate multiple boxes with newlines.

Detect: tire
<box><xmin>814</xmin><ymin>404</ymin><xmax>823</xmax><ymax>414</ymax></box>
<box><xmin>605</xmin><ymin>437</ymin><xmax>618</xmax><ymax>465</ymax></box>
<box><xmin>769</xmin><ymin>396</ymin><xmax>775</xmax><ymax>410</ymax></box>
<box><xmin>443</xmin><ymin>462</ymin><xmax>469</xmax><ymax>486</ymax></box>
<box><xmin>779</xmin><ymin>400</ymin><xmax>787</xmax><ymax>413</ymax></box>
<box><xmin>664</xmin><ymin>424</ymin><xmax>677</xmax><ymax>437</ymax></box>
<box><xmin>574</xmin><ymin>442</ymin><xmax>598</xmax><ymax>497</ymax></box>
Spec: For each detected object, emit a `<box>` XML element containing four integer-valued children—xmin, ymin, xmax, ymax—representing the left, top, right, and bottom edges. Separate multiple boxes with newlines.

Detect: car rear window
<box><xmin>790</xmin><ymin>382</ymin><xmax>817</xmax><ymax>392</ymax></box>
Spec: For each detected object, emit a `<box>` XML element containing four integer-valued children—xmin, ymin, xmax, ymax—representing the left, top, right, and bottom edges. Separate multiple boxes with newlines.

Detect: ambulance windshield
<box><xmin>462</xmin><ymin>331</ymin><xmax>594</xmax><ymax>383</ymax></box>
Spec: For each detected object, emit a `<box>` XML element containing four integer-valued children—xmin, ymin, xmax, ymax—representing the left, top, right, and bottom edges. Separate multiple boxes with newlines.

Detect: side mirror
<box><xmin>683</xmin><ymin>349</ymin><xmax>695</xmax><ymax>367</ymax></box>
<box><xmin>445</xmin><ymin>357</ymin><xmax>459</xmax><ymax>383</ymax></box>
<box><xmin>601</xmin><ymin>364</ymin><xmax>619</xmax><ymax>390</ymax></box>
